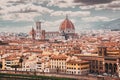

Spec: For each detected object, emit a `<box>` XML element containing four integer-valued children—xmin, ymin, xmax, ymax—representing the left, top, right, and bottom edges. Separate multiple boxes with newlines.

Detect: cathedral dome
<box><xmin>59</xmin><ymin>16</ymin><xmax>75</xmax><ymax>33</ymax></box>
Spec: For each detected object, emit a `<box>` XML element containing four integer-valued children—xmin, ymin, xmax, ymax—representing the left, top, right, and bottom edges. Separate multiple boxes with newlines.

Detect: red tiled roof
<box><xmin>51</xmin><ymin>54</ymin><xmax>68</xmax><ymax>60</ymax></box>
<box><xmin>67</xmin><ymin>60</ymin><xmax>89</xmax><ymax>64</ymax></box>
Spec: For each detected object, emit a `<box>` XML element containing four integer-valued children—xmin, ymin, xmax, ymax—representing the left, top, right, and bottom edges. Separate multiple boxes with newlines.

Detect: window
<box><xmin>74</xmin><ymin>71</ymin><xmax>76</xmax><ymax>74</ymax></box>
<box><xmin>6</xmin><ymin>62</ymin><xmax>11</xmax><ymax>64</ymax></box>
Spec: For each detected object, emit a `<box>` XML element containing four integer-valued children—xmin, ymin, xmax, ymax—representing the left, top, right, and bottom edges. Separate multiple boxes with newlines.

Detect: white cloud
<box><xmin>41</xmin><ymin>19</ymin><xmax>76</xmax><ymax>31</ymax></box>
<box><xmin>42</xmin><ymin>19</ymin><xmax>64</xmax><ymax>28</ymax></box>
<box><xmin>0</xmin><ymin>9</ymin><xmax>7</xmax><ymax>15</ymax></box>
<box><xmin>24</xmin><ymin>3</ymin><xmax>53</xmax><ymax>14</ymax></box>
<box><xmin>0</xmin><ymin>0</ymin><xmax>19</xmax><ymax>7</ymax></box>
<box><xmin>51</xmin><ymin>11</ymin><xmax>90</xmax><ymax>17</ymax></box>
<box><xmin>104</xmin><ymin>0</ymin><xmax>120</xmax><ymax>10</ymax></box>
<box><xmin>47</xmin><ymin>0</ymin><xmax>82</xmax><ymax>8</ymax></box>
<box><xmin>79</xmin><ymin>0</ymin><xmax>120</xmax><ymax>10</ymax></box>
<box><xmin>0</xmin><ymin>2</ymin><xmax>53</xmax><ymax>21</ymax></box>
<box><xmin>0</xmin><ymin>25</ymin><xmax>31</xmax><ymax>33</ymax></box>
<box><xmin>79</xmin><ymin>6</ymin><xmax>95</xmax><ymax>10</ymax></box>
<box><xmin>15</xmin><ymin>13</ymin><xmax>41</xmax><ymax>21</ymax></box>
<box><xmin>24</xmin><ymin>0</ymin><xmax>50</xmax><ymax>3</ymax></box>
<box><xmin>81</xmin><ymin>16</ymin><xmax>110</xmax><ymax>22</ymax></box>
<box><xmin>1</xmin><ymin>12</ymin><xmax>41</xmax><ymax>21</ymax></box>
<box><xmin>1</xmin><ymin>3</ymin><xmax>53</xmax><ymax>14</ymax></box>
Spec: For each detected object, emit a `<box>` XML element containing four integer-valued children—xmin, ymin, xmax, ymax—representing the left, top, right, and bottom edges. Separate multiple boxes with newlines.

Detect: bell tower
<box><xmin>36</xmin><ymin>21</ymin><xmax>41</xmax><ymax>40</ymax></box>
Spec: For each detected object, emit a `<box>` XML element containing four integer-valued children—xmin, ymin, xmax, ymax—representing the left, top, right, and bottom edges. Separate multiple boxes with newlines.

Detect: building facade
<box><xmin>66</xmin><ymin>59</ymin><xmax>89</xmax><ymax>75</ymax></box>
<box><xmin>78</xmin><ymin>46</ymin><xmax>120</xmax><ymax>76</ymax></box>
<box><xmin>50</xmin><ymin>54</ymin><xmax>67</xmax><ymax>73</ymax></box>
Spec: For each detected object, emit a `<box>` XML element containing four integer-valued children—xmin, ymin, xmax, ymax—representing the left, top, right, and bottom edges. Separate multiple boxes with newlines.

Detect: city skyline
<box><xmin>0</xmin><ymin>0</ymin><xmax>120</xmax><ymax>33</ymax></box>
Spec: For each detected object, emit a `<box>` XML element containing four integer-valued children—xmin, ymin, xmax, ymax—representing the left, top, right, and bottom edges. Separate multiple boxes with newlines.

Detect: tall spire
<box><xmin>30</xmin><ymin>26</ymin><xmax>36</xmax><ymax>40</ymax></box>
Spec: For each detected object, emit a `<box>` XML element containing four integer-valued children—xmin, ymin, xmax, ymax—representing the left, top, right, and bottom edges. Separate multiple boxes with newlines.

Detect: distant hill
<box><xmin>94</xmin><ymin>18</ymin><xmax>120</xmax><ymax>30</ymax></box>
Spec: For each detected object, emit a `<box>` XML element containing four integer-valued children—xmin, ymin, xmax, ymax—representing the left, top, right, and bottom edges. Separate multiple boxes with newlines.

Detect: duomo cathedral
<box><xmin>30</xmin><ymin>16</ymin><xmax>78</xmax><ymax>40</ymax></box>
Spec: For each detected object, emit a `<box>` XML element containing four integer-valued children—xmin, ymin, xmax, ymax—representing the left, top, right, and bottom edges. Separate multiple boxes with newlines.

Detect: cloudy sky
<box><xmin>0</xmin><ymin>0</ymin><xmax>120</xmax><ymax>33</ymax></box>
